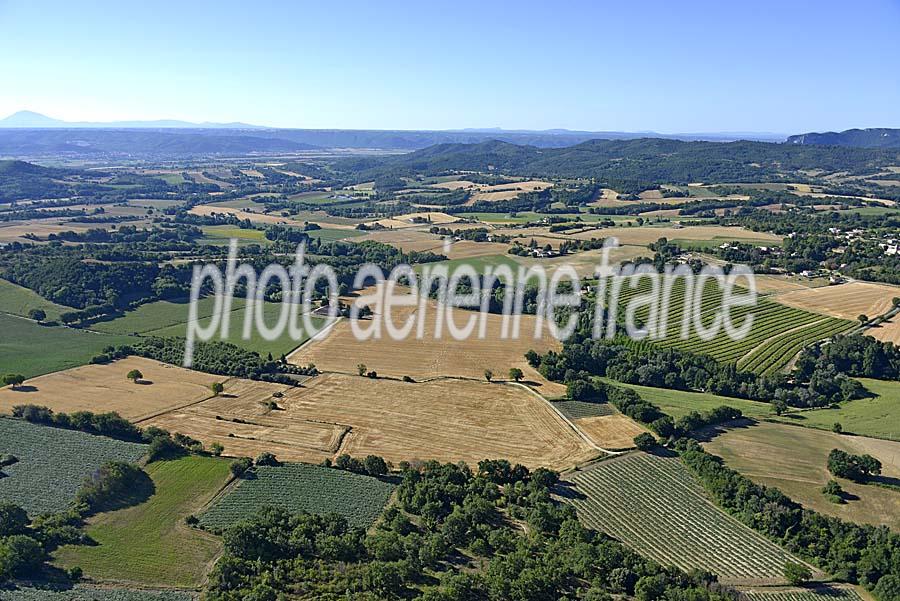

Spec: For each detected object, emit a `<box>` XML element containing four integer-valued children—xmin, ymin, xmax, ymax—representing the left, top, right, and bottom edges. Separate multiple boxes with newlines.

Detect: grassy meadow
<box><xmin>54</xmin><ymin>455</ymin><xmax>231</xmax><ymax>587</ymax></box>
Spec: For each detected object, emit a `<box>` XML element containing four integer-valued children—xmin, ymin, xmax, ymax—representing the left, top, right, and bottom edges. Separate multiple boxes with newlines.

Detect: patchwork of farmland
<box><xmin>564</xmin><ymin>452</ymin><xmax>800</xmax><ymax>583</ymax></box>
<box><xmin>609</xmin><ymin>277</ymin><xmax>853</xmax><ymax>374</ymax></box>
<box><xmin>199</xmin><ymin>463</ymin><xmax>395</xmax><ymax>531</ymax></box>
<box><xmin>0</xmin><ymin>417</ymin><xmax>147</xmax><ymax>515</ymax></box>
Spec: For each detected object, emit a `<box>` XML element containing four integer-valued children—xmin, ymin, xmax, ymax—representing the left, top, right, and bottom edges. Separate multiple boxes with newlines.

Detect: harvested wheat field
<box><xmin>0</xmin><ymin>220</ymin><xmax>106</xmax><ymax>243</ymax></box>
<box><xmin>289</xmin><ymin>293</ymin><xmax>567</xmax><ymax>398</ymax></box>
<box><xmin>775</xmin><ymin>281</ymin><xmax>899</xmax><ymax>320</ymax></box>
<box><xmin>565</xmin><ymin>225</ymin><xmax>782</xmax><ymax>246</ymax></box>
<box><xmin>370</xmin><ymin>212</ymin><xmax>459</xmax><ymax>229</ymax></box>
<box><xmin>289</xmin><ymin>374</ymin><xmax>595</xmax><ymax>467</ymax></box>
<box><xmin>138</xmin><ymin>374</ymin><xmax>597</xmax><ymax>468</ymax></box>
<box><xmin>753</xmin><ymin>274</ymin><xmax>823</xmax><ymax>294</ymax></box>
<box><xmin>575</xmin><ymin>414</ymin><xmax>649</xmax><ymax>450</ymax></box>
<box><xmin>189</xmin><ymin>204</ymin><xmax>290</xmax><ymax>225</ymax></box>
<box><xmin>0</xmin><ymin>357</ymin><xmax>221</xmax><ymax>420</ymax></box>
<box><xmin>356</xmin><ymin>227</ymin><xmax>443</xmax><ymax>250</ymax></box>
<box><xmin>869</xmin><ymin>317</ymin><xmax>900</xmax><ymax>344</ymax></box>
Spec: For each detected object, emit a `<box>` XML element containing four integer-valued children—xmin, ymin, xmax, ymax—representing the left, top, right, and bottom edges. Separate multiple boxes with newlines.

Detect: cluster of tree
<box><xmin>2</xmin><ymin>256</ymin><xmax>160</xmax><ymax>309</ymax></box>
<box><xmin>205</xmin><ymin>458</ymin><xmax>743</xmax><ymax>600</ymax></box>
<box><xmin>678</xmin><ymin>440</ymin><xmax>900</xmax><ymax>599</ymax></box>
<box><xmin>795</xmin><ymin>334</ymin><xmax>900</xmax><ymax>381</ymax></box>
<box><xmin>531</xmin><ymin>335</ymin><xmax>867</xmax><ymax>409</ymax></box>
<box><xmin>12</xmin><ymin>405</ymin><xmax>143</xmax><ymax>442</ymax></box>
<box><xmin>73</xmin><ymin>461</ymin><xmax>148</xmax><ymax>515</ymax></box>
<box><xmin>827</xmin><ymin>449</ymin><xmax>882</xmax><ymax>483</ymax></box>
<box><xmin>321</xmin><ymin>453</ymin><xmax>390</xmax><ymax>477</ymax></box>
<box><xmin>428</xmin><ymin>226</ymin><xmax>511</xmax><ymax>243</ymax></box>
<box><xmin>47</xmin><ymin>224</ymin><xmax>202</xmax><ymax>245</ymax></box>
<box><xmin>397</xmin><ymin>188</ymin><xmax>472</xmax><ymax>206</ymax></box>
<box><xmin>565</xmin><ymin>376</ymin><xmax>743</xmax><ymax>439</ymax></box>
<box><xmin>125</xmin><ymin>338</ymin><xmax>295</xmax><ymax>383</ymax></box>
<box><xmin>0</xmin><ymin>503</ymin><xmax>85</xmax><ymax>584</ymax></box>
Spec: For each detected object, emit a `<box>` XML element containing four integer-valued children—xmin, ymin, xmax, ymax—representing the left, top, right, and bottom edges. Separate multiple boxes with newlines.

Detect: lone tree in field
<box><xmin>28</xmin><ymin>309</ymin><xmax>46</xmax><ymax>323</ymax></box>
<box><xmin>357</xmin><ymin>363</ymin><xmax>367</xmax><ymax>376</ymax></box>
<box><xmin>508</xmin><ymin>368</ymin><xmax>524</xmax><ymax>382</ymax></box>
<box><xmin>126</xmin><ymin>369</ymin><xmax>143</xmax><ymax>384</ymax></box>
<box><xmin>211</xmin><ymin>382</ymin><xmax>225</xmax><ymax>396</ymax></box>
<box><xmin>484</xmin><ymin>369</ymin><xmax>493</xmax><ymax>383</ymax></box>
<box><xmin>784</xmin><ymin>561</ymin><xmax>812</xmax><ymax>586</ymax></box>
<box><xmin>858</xmin><ymin>314</ymin><xmax>869</xmax><ymax>325</ymax></box>
<box><xmin>1</xmin><ymin>374</ymin><xmax>25</xmax><ymax>390</ymax></box>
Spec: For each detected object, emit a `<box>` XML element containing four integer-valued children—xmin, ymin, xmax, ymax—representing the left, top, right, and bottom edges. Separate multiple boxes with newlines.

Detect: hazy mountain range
<box><xmin>0</xmin><ymin>110</ymin><xmax>263</xmax><ymax>130</ymax></box>
<box><xmin>1</xmin><ymin>111</ymin><xmax>898</xmax><ymax>157</ymax></box>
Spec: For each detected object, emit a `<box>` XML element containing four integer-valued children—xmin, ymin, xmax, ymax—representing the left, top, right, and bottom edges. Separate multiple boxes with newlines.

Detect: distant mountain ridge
<box><xmin>0</xmin><ymin>110</ymin><xmax>264</xmax><ymax>130</ymax></box>
<box><xmin>786</xmin><ymin>128</ymin><xmax>900</xmax><ymax>148</ymax></box>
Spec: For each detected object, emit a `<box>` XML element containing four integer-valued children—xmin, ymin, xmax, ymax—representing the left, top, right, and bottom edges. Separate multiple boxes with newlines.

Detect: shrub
<box><xmin>784</xmin><ymin>561</ymin><xmax>812</xmax><ymax>586</ymax></box>
<box><xmin>231</xmin><ymin>457</ymin><xmax>253</xmax><ymax>478</ymax></box>
<box><xmin>74</xmin><ymin>461</ymin><xmax>147</xmax><ymax>513</ymax></box>
<box><xmin>633</xmin><ymin>433</ymin><xmax>657</xmax><ymax>452</ymax></box>
<box><xmin>255</xmin><ymin>452</ymin><xmax>280</xmax><ymax>467</ymax></box>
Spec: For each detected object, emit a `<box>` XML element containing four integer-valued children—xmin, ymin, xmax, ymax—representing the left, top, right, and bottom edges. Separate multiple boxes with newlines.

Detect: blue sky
<box><xmin>1</xmin><ymin>0</ymin><xmax>898</xmax><ymax>133</ymax></box>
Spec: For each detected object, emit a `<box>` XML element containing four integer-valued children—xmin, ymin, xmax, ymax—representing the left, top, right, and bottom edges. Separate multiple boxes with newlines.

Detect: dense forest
<box><xmin>334</xmin><ymin>139</ymin><xmax>900</xmax><ymax>190</ymax></box>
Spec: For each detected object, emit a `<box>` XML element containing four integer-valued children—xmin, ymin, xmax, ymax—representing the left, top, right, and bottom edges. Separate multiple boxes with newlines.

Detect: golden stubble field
<box><xmin>188</xmin><ymin>204</ymin><xmax>291</xmax><ymax>225</ymax></box>
<box><xmin>575</xmin><ymin>414</ymin><xmax>649</xmax><ymax>450</ymax></box>
<box><xmin>705</xmin><ymin>421</ymin><xmax>900</xmax><ymax>531</ymax></box>
<box><xmin>288</xmin><ymin>292</ymin><xmax>568</xmax><ymax>398</ymax></box>
<box><xmin>774</xmin><ymin>281</ymin><xmax>900</xmax><ymax>320</ymax></box>
<box><xmin>0</xmin><ymin>353</ymin><xmax>599</xmax><ymax>468</ymax></box>
<box><xmin>0</xmin><ymin>357</ymin><xmax>221</xmax><ymax>421</ymax></box>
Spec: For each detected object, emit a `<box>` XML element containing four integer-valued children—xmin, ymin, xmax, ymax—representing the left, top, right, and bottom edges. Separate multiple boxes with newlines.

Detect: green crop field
<box><xmin>200</xmin><ymin>225</ymin><xmax>270</xmax><ymax>244</ymax></box>
<box><xmin>604</xmin><ymin>379</ymin><xmax>774</xmax><ymax>420</ymax></box>
<box><xmin>143</xmin><ymin>303</ymin><xmax>325</xmax><ymax>357</ymax></box>
<box><xmin>553</xmin><ymin>400</ymin><xmax>616</xmax><ymax>420</ymax></box>
<box><xmin>91</xmin><ymin>296</ymin><xmax>236</xmax><ymax>335</ymax></box>
<box><xmin>0</xmin><ymin>586</ymin><xmax>194</xmax><ymax>601</ymax></box>
<box><xmin>416</xmin><ymin>254</ymin><xmax>522</xmax><ymax>277</ymax></box>
<box><xmin>0</xmin><ymin>278</ymin><xmax>72</xmax><ymax>321</ymax></box>
<box><xmin>307</xmin><ymin>227</ymin><xmax>366</xmax><ymax>243</ymax></box>
<box><xmin>0</xmin><ymin>314</ymin><xmax>136</xmax><ymax>378</ymax></box>
<box><xmin>742</xmin><ymin>586</ymin><xmax>863</xmax><ymax>600</ymax></box>
<box><xmin>92</xmin><ymin>297</ymin><xmax>325</xmax><ymax>357</ymax></box>
<box><xmin>199</xmin><ymin>463</ymin><xmax>395</xmax><ymax>531</ymax></box>
<box><xmin>0</xmin><ymin>418</ymin><xmax>147</xmax><ymax>515</ymax></box>
<box><xmin>609</xmin><ymin>277</ymin><xmax>852</xmax><ymax>374</ymax></box>
<box><xmin>564</xmin><ymin>452</ymin><xmax>799</xmax><ymax>581</ymax></box>
<box><xmin>54</xmin><ymin>455</ymin><xmax>231</xmax><ymax>587</ymax></box>
<box><xmin>774</xmin><ymin>377</ymin><xmax>900</xmax><ymax>441</ymax></box>
<box><xmin>456</xmin><ymin>211</ymin><xmax>542</xmax><ymax>224</ymax></box>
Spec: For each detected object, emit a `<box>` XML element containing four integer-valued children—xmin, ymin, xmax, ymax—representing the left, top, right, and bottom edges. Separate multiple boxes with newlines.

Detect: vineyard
<box><xmin>0</xmin><ymin>587</ymin><xmax>194</xmax><ymax>600</ymax></box>
<box><xmin>199</xmin><ymin>463</ymin><xmax>395</xmax><ymax>531</ymax></box>
<box><xmin>0</xmin><ymin>418</ymin><xmax>147</xmax><ymax>515</ymax></box>
<box><xmin>607</xmin><ymin>276</ymin><xmax>852</xmax><ymax>374</ymax></box>
<box><xmin>564</xmin><ymin>452</ymin><xmax>799</xmax><ymax>582</ymax></box>
<box><xmin>741</xmin><ymin>587</ymin><xmax>863</xmax><ymax>601</ymax></box>
<box><xmin>553</xmin><ymin>399</ymin><xmax>616</xmax><ymax>420</ymax></box>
